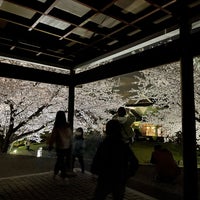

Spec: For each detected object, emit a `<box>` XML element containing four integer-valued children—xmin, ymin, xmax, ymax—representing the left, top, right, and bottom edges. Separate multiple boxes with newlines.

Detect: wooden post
<box><xmin>179</xmin><ymin>1</ymin><xmax>198</xmax><ymax>199</ymax></box>
<box><xmin>67</xmin><ymin>69</ymin><xmax>75</xmax><ymax>174</ymax></box>
<box><xmin>68</xmin><ymin>69</ymin><xmax>75</xmax><ymax>131</ymax></box>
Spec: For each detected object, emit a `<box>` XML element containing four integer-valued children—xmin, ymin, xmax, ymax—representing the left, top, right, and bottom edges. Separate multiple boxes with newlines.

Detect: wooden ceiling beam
<box><xmin>0</xmin><ymin>62</ymin><xmax>71</xmax><ymax>86</ymax></box>
<box><xmin>74</xmin><ymin>29</ymin><xmax>200</xmax><ymax>85</ymax></box>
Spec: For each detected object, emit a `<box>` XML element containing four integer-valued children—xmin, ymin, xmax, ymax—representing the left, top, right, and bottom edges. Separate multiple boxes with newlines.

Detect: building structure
<box><xmin>0</xmin><ymin>1</ymin><xmax>199</xmax><ymax>199</ymax></box>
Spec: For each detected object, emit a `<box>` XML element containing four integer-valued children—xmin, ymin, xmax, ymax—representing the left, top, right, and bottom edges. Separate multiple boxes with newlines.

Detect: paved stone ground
<box><xmin>0</xmin><ymin>171</ymin><xmax>158</xmax><ymax>200</ymax></box>
<box><xmin>127</xmin><ymin>165</ymin><xmax>183</xmax><ymax>200</ymax></box>
<box><xmin>0</xmin><ymin>153</ymin><xmax>187</xmax><ymax>200</ymax></box>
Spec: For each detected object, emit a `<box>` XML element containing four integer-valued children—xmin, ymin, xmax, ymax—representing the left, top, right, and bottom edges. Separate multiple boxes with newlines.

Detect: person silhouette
<box><xmin>91</xmin><ymin>119</ymin><xmax>139</xmax><ymax>200</ymax></box>
<box><xmin>150</xmin><ymin>144</ymin><xmax>180</xmax><ymax>182</ymax></box>
<box><xmin>48</xmin><ymin>110</ymin><xmax>72</xmax><ymax>180</ymax></box>
<box><xmin>72</xmin><ymin>127</ymin><xmax>85</xmax><ymax>173</ymax></box>
<box><xmin>113</xmin><ymin>107</ymin><xmax>136</xmax><ymax>144</ymax></box>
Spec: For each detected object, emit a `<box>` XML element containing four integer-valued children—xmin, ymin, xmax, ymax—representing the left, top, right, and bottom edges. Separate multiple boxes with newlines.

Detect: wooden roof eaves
<box><xmin>0</xmin><ymin>62</ymin><xmax>71</xmax><ymax>86</ymax></box>
<box><xmin>74</xmin><ymin>24</ymin><xmax>200</xmax><ymax>86</ymax></box>
<box><xmin>74</xmin><ymin>38</ymin><xmax>180</xmax><ymax>86</ymax></box>
<box><xmin>2</xmin><ymin>25</ymin><xmax>200</xmax><ymax>87</ymax></box>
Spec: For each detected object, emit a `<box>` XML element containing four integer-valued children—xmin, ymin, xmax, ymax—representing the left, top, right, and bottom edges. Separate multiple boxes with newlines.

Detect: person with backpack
<box><xmin>91</xmin><ymin>119</ymin><xmax>139</xmax><ymax>200</ymax></box>
<box><xmin>113</xmin><ymin>107</ymin><xmax>136</xmax><ymax>144</ymax></box>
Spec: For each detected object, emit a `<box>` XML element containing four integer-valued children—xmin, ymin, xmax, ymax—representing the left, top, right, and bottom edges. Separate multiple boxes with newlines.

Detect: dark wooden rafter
<box><xmin>0</xmin><ymin>0</ymin><xmax>199</xmax><ymax>71</ymax></box>
<box><xmin>0</xmin><ymin>62</ymin><xmax>71</xmax><ymax>86</ymax></box>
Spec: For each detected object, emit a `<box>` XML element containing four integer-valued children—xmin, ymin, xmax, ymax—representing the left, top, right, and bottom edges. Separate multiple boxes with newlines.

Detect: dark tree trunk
<box><xmin>1</xmin><ymin>130</ymin><xmax>12</xmax><ymax>153</ymax></box>
<box><xmin>2</xmin><ymin>139</ymin><xmax>9</xmax><ymax>153</ymax></box>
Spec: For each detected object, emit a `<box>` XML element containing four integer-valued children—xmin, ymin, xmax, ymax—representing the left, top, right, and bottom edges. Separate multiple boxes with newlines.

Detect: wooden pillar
<box><xmin>179</xmin><ymin>1</ymin><xmax>198</xmax><ymax>199</ymax></box>
<box><xmin>68</xmin><ymin>69</ymin><xmax>75</xmax><ymax>131</ymax></box>
<box><xmin>67</xmin><ymin>69</ymin><xmax>75</xmax><ymax>174</ymax></box>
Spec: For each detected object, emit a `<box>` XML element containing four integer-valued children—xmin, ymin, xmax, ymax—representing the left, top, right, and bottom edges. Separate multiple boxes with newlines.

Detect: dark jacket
<box><xmin>72</xmin><ymin>136</ymin><xmax>85</xmax><ymax>157</ymax></box>
<box><xmin>91</xmin><ymin>136</ymin><xmax>138</xmax><ymax>183</ymax></box>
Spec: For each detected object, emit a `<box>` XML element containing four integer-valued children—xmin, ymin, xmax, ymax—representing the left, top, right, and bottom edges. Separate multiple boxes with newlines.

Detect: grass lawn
<box><xmin>11</xmin><ymin>140</ymin><xmax>195</xmax><ymax>168</ymax></box>
<box><xmin>12</xmin><ymin>140</ymin><xmax>182</xmax><ymax>163</ymax></box>
<box><xmin>12</xmin><ymin>142</ymin><xmax>46</xmax><ymax>151</ymax></box>
<box><xmin>131</xmin><ymin>141</ymin><xmax>183</xmax><ymax>165</ymax></box>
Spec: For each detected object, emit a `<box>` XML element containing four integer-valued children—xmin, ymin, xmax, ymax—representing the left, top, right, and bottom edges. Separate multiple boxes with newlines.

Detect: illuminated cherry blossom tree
<box><xmin>1</xmin><ymin>56</ymin><xmax>200</xmax><ymax>153</ymax></box>
<box><xmin>129</xmin><ymin>58</ymin><xmax>200</xmax><ymax>142</ymax></box>
<box><xmin>74</xmin><ymin>79</ymin><xmax>124</xmax><ymax>132</ymax></box>
<box><xmin>0</xmin><ymin>76</ymin><xmax>124</xmax><ymax>153</ymax></box>
<box><xmin>0</xmin><ymin>78</ymin><xmax>68</xmax><ymax>152</ymax></box>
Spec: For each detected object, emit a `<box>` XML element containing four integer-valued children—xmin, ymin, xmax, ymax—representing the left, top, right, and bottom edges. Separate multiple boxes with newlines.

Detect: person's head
<box><xmin>75</xmin><ymin>127</ymin><xmax>84</xmax><ymax>139</ymax></box>
<box><xmin>117</xmin><ymin>107</ymin><xmax>127</xmax><ymax>117</ymax></box>
<box><xmin>54</xmin><ymin>110</ymin><xmax>69</xmax><ymax>128</ymax></box>
<box><xmin>106</xmin><ymin>119</ymin><xmax>122</xmax><ymax>139</ymax></box>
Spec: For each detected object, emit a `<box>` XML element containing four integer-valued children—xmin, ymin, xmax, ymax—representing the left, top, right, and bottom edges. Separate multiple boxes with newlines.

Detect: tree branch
<box><xmin>11</xmin><ymin>119</ymin><xmax>54</xmax><ymax>142</ymax></box>
<box><xmin>11</xmin><ymin>125</ymin><xmax>45</xmax><ymax>142</ymax></box>
<box><xmin>13</xmin><ymin>104</ymin><xmax>49</xmax><ymax>133</ymax></box>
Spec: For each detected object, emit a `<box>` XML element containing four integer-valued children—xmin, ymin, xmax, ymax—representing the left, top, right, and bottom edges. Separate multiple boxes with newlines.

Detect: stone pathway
<box><xmin>0</xmin><ymin>171</ymin><xmax>158</xmax><ymax>200</ymax></box>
